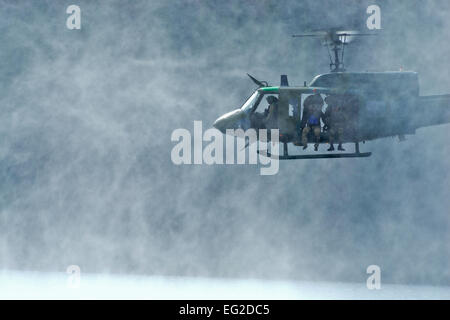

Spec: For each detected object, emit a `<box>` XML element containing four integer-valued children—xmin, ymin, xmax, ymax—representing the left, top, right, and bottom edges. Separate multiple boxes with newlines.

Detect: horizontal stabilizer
<box><xmin>416</xmin><ymin>94</ymin><xmax>450</xmax><ymax>128</ymax></box>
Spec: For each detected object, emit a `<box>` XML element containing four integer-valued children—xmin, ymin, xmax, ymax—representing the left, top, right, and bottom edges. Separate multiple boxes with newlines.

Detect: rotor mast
<box><xmin>293</xmin><ymin>30</ymin><xmax>376</xmax><ymax>73</ymax></box>
<box><xmin>330</xmin><ymin>41</ymin><xmax>345</xmax><ymax>72</ymax></box>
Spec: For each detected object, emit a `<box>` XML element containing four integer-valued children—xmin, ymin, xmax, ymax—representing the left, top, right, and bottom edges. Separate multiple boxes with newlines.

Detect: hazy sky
<box><xmin>0</xmin><ymin>0</ymin><xmax>449</xmax><ymax>286</ymax></box>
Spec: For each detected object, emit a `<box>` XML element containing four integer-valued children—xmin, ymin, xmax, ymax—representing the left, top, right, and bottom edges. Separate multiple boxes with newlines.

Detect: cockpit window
<box><xmin>240</xmin><ymin>91</ymin><xmax>261</xmax><ymax>113</ymax></box>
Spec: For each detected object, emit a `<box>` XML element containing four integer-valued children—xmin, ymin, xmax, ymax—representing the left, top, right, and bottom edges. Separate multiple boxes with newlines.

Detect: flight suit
<box><xmin>301</xmin><ymin>103</ymin><xmax>324</xmax><ymax>149</ymax></box>
<box><xmin>325</xmin><ymin>104</ymin><xmax>347</xmax><ymax>147</ymax></box>
<box><xmin>263</xmin><ymin>102</ymin><xmax>278</xmax><ymax>129</ymax></box>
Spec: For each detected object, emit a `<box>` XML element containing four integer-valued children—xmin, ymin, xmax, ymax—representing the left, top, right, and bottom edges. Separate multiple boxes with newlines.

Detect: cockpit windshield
<box><xmin>240</xmin><ymin>91</ymin><xmax>261</xmax><ymax>113</ymax></box>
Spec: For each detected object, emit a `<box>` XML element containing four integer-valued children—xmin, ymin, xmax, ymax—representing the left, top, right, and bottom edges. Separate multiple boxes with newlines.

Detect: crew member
<box><xmin>301</xmin><ymin>94</ymin><xmax>324</xmax><ymax>151</ymax></box>
<box><xmin>263</xmin><ymin>96</ymin><xmax>279</xmax><ymax>129</ymax></box>
<box><xmin>324</xmin><ymin>94</ymin><xmax>346</xmax><ymax>151</ymax></box>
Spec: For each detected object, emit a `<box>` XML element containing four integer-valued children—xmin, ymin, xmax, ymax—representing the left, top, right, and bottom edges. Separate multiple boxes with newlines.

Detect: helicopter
<box><xmin>212</xmin><ymin>29</ymin><xmax>450</xmax><ymax>160</ymax></box>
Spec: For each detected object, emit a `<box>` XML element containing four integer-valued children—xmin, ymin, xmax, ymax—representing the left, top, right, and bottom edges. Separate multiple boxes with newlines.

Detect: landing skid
<box><xmin>258</xmin><ymin>142</ymin><xmax>372</xmax><ymax>160</ymax></box>
<box><xmin>258</xmin><ymin>151</ymin><xmax>372</xmax><ymax>160</ymax></box>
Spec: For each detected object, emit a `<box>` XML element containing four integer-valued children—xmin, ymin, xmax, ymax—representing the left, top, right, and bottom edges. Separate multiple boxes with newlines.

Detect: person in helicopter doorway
<box><xmin>324</xmin><ymin>94</ymin><xmax>347</xmax><ymax>151</ymax></box>
<box><xmin>301</xmin><ymin>94</ymin><xmax>324</xmax><ymax>151</ymax></box>
<box><xmin>263</xmin><ymin>95</ymin><xmax>279</xmax><ymax>129</ymax></box>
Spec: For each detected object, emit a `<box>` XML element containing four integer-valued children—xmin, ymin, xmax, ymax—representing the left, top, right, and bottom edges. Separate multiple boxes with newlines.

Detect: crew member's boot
<box><xmin>293</xmin><ymin>131</ymin><xmax>303</xmax><ymax>146</ymax></box>
<box><xmin>338</xmin><ymin>144</ymin><xmax>345</xmax><ymax>151</ymax></box>
<box><xmin>301</xmin><ymin>129</ymin><xmax>308</xmax><ymax>150</ymax></box>
<box><xmin>314</xmin><ymin>144</ymin><xmax>319</xmax><ymax>152</ymax></box>
<box><xmin>327</xmin><ymin>144</ymin><xmax>335</xmax><ymax>152</ymax></box>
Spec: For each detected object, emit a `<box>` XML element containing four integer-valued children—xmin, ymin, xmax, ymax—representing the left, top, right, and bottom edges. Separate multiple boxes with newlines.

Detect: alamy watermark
<box><xmin>367</xmin><ymin>4</ymin><xmax>381</xmax><ymax>30</ymax></box>
<box><xmin>171</xmin><ymin>121</ymin><xmax>280</xmax><ymax>175</ymax></box>
<box><xmin>66</xmin><ymin>265</ymin><xmax>81</xmax><ymax>289</ymax></box>
<box><xmin>366</xmin><ymin>265</ymin><xmax>381</xmax><ymax>290</ymax></box>
<box><xmin>66</xmin><ymin>5</ymin><xmax>81</xmax><ymax>30</ymax></box>
<box><xmin>64</xmin><ymin>4</ymin><xmax>379</xmax><ymax>31</ymax></box>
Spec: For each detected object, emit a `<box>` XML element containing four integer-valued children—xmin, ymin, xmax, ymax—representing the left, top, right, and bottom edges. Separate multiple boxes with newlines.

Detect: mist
<box><xmin>0</xmin><ymin>0</ymin><xmax>449</xmax><ymax>287</ymax></box>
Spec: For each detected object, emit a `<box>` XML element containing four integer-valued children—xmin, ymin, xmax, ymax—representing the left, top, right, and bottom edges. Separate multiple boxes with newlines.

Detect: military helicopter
<box><xmin>212</xmin><ymin>29</ymin><xmax>450</xmax><ymax>160</ymax></box>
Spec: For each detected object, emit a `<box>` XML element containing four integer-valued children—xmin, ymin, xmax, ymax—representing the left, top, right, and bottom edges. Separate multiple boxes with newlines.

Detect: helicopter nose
<box><xmin>213</xmin><ymin>117</ymin><xmax>227</xmax><ymax>133</ymax></box>
<box><xmin>213</xmin><ymin>109</ymin><xmax>243</xmax><ymax>133</ymax></box>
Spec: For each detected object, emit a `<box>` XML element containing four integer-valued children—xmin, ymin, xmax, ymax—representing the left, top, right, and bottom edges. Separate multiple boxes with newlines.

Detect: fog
<box><xmin>2</xmin><ymin>271</ymin><xmax>450</xmax><ymax>299</ymax></box>
<box><xmin>0</xmin><ymin>0</ymin><xmax>449</xmax><ymax>290</ymax></box>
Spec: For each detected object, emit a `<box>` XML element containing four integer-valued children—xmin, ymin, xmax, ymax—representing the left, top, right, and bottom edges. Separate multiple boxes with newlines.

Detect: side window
<box><xmin>289</xmin><ymin>95</ymin><xmax>301</xmax><ymax>120</ymax></box>
<box><xmin>254</xmin><ymin>94</ymin><xmax>279</xmax><ymax>114</ymax></box>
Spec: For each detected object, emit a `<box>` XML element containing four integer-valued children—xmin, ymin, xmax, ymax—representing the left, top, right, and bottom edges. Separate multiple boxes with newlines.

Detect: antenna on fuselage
<box><xmin>247</xmin><ymin>73</ymin><xmax>269</xmax><ymax>88</ymax></box>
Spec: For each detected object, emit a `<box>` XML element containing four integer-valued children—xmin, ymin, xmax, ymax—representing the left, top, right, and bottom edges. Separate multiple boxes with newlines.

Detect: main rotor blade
<box><xmin>292</xmin><ymin>33</ymin><xmax>326</xmax><ymax>38</ymax></box>
<box><xmin>293</xmin><ymin>31</ymin><xmax>378</xmax><ymax>38</ymax></box>
<box><xmin>335</xmin><ymin>32</ymin><xmax>377</xmax><ymax>36</ymax></box>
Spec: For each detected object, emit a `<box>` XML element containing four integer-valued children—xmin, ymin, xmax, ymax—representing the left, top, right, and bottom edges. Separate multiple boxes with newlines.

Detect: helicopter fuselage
<box><xmin>213</xmin><ymin>71</ymin><xmax>450</xmax><ymax>146</ymax></box>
